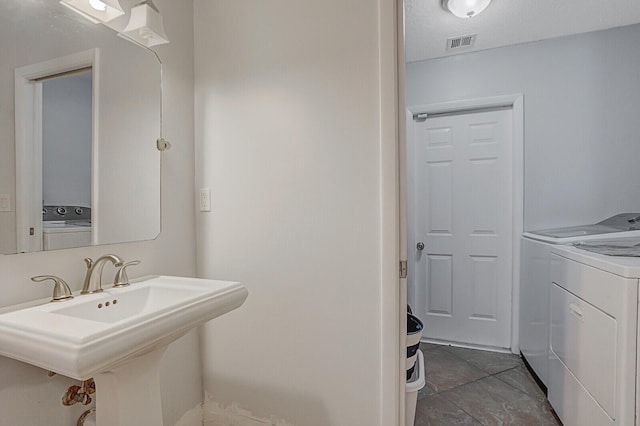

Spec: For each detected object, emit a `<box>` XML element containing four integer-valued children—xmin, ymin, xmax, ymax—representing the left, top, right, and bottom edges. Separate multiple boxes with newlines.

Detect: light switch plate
<box><xmin>0</xmin><ymin>194</ymin><xmax>11</xmax><ymax>212</ymax></box>
<box><xmin>199</xmin><ymin>188</ymin><xmax>211</xmax><ymax>212</ymax></box>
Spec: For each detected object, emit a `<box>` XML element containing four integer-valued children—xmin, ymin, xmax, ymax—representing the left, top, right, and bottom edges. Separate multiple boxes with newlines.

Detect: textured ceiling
<box><xmin>405</xmin><ymin>0</ymin><xmax>640</xmax><ymax>62</ymax></box>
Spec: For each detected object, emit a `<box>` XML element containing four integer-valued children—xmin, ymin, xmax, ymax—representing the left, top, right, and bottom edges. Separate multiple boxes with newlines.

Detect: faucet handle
<box><xmin>113</xmin><ymin>260</ymin><xmax>141</xmax><ymax>288</ymax></box>
<box><xmin>31</xmin><ymin>275</ymin><xmax>74</xmax><ymax>302</ymax></box>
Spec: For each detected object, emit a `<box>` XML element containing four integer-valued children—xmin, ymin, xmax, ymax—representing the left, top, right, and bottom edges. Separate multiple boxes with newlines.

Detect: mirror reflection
<box><xmin>0</xmin><ymin>0</ymin><xmax>161</xmax><ymax>255</ymax></box>
<box><xmin>42</xmin><ymin>69</ymin><xmax>93</xmax><ymax>250</ymax></box>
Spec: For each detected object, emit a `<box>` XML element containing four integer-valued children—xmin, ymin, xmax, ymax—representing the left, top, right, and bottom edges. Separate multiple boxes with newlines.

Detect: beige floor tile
<box><xmin>414</xmin><ymin>394</ymin><xmax>482</xmax><ymax>426</ymax></box>
<box><xmin>419</xmin><ymin>342</ymin><xmax>444</xmax><ymax>351</ymax></box>
<box><xmin>418</xmin><ymin>383</ymin><xmax>436</xmax><ymax>400</ymax></box>
<box><xmin>441</xmin><ymin>376</ymin><xmax>559</xmax><ymax>426</ymax></box>
<box><xmin>423</xmin><ymin>348</ymin><xmax>488</xmax><ymax>392</ymax></box>
<box><xmin>494</xmin><ymin>366</ymin><xmax>547</xmax><ymax>401</ymax></box>
<box><xmin>443</xmin><ymin>346</ymin><xmax>521</xmax><ymax>375</ymax></box>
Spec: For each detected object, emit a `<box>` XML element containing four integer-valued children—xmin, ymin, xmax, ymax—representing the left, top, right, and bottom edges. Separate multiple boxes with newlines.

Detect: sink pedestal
<box><xmin>93</xmin><ymin>347</ymin><xmax>168</xmax><ymax>426</ymax></box>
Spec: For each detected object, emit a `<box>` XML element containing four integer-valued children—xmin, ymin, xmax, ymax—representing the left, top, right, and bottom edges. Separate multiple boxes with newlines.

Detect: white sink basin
<box><xmin>0</xmin><ymin>275</ymin><xmax>248</xmax><ymax>379</ymax></box>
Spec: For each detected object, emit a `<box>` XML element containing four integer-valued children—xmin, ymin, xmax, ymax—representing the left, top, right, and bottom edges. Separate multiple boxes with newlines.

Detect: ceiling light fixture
<box><xmin>59</xmin><ymin>0</ymin><xmax>124</xmax><ymax>23</ymax></box>
<box><xmin>441</xmin><ymin>0</ymin><xmax>492</xmax><ymax>18</ymax></box>
<box><xmin>120</xmin><ymin>0</ymin><xmax>169</xmax><ymax>47</ymax></box>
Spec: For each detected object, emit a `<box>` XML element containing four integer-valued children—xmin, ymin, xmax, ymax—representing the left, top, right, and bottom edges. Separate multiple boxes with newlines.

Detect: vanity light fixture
<box><xmin>441</xmin><ymin>0</ymin><xmax>492</xmax><ymax>18</ymax></box>
<box><xmin>120</xmin><ymin>0</ymin><xmax>169</xmax><ymax>47</ymax></box>
<box><xmin>59</xmin><ymin>0</ymin><xmax>125</xmax><ymax>23</ymax></box>
<box><xmin>88</xmin><ymin>0</ymin><xmax>106</xmax><ymax>11</ymax></box>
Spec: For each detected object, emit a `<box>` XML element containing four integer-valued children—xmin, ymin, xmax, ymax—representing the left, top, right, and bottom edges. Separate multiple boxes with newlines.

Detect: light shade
<box><xmin>59</xmin><ymin>0</ymin><xmax>125</xmax><ymax>23</ymax></box>
<box><xmin>120</xmin><ymin>1</ymin><xmax>169</xmax><ymax>47</ymax></box>
<box><xmin>441</xmin><ymin>0</ymin><xmax>492</xmax><ymax>18</ymax></box>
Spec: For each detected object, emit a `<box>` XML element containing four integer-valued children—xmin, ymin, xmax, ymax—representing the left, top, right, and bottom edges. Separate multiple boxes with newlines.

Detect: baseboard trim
<box><xmin>175</xmin><ymin>403</ymin><xmax>204</xmax><ymax>426</ymax></box>
<box><xmin>202</xmin><ymin>394</ymin><xmax>294</xmax><ymax>426</ymax></box>
<box><xmin>520</xmin><ymin>352</ymin><xmax>548</xmax><ymax>395</ymax></box>
<box><xmin>421</xmin><ymin>338</ymin><xmax>513</xmax><ymax>354</ymax></box>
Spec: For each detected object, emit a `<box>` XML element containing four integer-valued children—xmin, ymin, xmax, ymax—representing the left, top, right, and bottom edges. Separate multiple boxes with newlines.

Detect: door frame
<box><xmin>406</xmin><ymin>94</ymin><xmax>524</xmax><ymax>353</ymax></box>
<box><xmin>14</xmin><ymin>49</ymin><xmax>100</xmax><ymax>253</ymax></box>
<box><xmin>379</xmin><ymin>0</ymin><xmax>405</xmax><ymax>425</ymax></box>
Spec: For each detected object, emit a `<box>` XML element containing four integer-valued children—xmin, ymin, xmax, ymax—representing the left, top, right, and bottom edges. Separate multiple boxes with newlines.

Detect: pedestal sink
<box><xmin>0</xmin><ymin>275</ymin><xmax>248</xmax><ymax>426</ymax></box>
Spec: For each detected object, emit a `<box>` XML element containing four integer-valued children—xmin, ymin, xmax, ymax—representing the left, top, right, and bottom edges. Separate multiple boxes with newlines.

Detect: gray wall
<box><xmin>406</xmin><ymin>24</ymin><xmax>640</xmax><ymax>231</ymax></box>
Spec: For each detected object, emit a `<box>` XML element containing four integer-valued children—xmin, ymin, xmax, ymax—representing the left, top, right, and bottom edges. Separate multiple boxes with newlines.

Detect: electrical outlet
<box><xmin>0</xmin><ymin>194</ymin><xmax>10</xmax><ymax>212</ymax></box>
<box><xmin>199</xmin><ymin>188</ymin><xmax>211</xmax><ymax>212</ymax></box>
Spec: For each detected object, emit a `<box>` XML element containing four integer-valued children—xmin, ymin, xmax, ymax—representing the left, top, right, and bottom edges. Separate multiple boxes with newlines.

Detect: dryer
<box><xmin>547</xmin><ymin>242</ymin><xmax>640</xmax><ymax>425</ymax></box>
<box><xmin>519</xmin><ymin>213</ymin><xmax>640</xmax><ymax>388</ymax></box>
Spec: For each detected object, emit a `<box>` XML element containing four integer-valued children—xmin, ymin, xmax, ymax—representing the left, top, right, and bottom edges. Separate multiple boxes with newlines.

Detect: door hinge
<box><xmin>400</xmin><ymin>260</ymin><xmax>407</xmax><ymax>279</ymax></box>
<box><xmin>413</xmin><ymin>113</ymin><xmax>428</xmax><ymax>121</ymax></box>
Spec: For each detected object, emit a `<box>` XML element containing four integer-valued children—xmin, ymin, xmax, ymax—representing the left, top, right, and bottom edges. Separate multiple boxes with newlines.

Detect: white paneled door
<box><xmin>413</xmin><ymin>108</ymin><xmax>513</xmax><ymax>348</ymax></box>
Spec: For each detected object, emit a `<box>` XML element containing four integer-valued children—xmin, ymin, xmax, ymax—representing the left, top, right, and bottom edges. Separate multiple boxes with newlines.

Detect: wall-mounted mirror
<box><xmin>0</xmin><ymin>0</ymin><xmax>161</xmax><ymax>255</ymax></box>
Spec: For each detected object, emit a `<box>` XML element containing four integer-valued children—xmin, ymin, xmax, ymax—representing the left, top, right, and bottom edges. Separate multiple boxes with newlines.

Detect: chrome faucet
<box><xmin>81</xmin><ymin>254</ymin><xmax>124</xmax><ymax>294</ymax></box>
<box><xmin>113</xmin><ymin>260</ymin><xmax>141</xmax><ymax>288</ymax></box>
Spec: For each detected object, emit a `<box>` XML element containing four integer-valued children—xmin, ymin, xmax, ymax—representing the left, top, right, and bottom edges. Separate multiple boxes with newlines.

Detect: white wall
<box><xmin>42</xmin><ymin>72</ymin><xmax>92</xmax><ymax>207</ymax></box>
<box><xmin>406</xmin><ymin>24</ymin><xmax>640</xmax><ymax>231</ymax></box>
<box><xmin>0</xmin><ymin>8</ymin><xmax>18</xmax><ymax>254</ymax></box>
<box><xmin>0</xmin><ymin>0</ymin><xmax>199</xmax><ymax>424</ymax></box>
<box><xmin>194</xmin><ymin>1</ymin><xmax>399</xmax><ymax>425</ymax></box>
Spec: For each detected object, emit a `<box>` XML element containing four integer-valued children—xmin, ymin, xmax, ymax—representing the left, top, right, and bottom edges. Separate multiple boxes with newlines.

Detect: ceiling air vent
<box><xmin>446</xmin><ymin>34</ymin><xmax>477</xmax><ymax>51</ymax></box>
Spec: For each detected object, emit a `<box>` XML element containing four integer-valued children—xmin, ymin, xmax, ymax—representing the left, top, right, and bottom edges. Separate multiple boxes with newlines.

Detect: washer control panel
<box><xmin>43</xmin><ymin>205</ymin><xmax>91</xmax><ymax>222</ymax></box>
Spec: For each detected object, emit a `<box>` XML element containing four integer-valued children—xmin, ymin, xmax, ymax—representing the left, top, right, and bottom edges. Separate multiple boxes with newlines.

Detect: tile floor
<box><xmin>414</xmin><ymin>343</ymin><xmax>561</xmax><ymax>426</ymax></box>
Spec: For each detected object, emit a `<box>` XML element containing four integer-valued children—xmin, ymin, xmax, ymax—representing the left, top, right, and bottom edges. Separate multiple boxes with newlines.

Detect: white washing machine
<box><xmin>42</xmin><ymin>205</ymin><xmax>92</xmax><ymax>250</ymax></box>
<box><xmin>519</xmin><ymin>213</ymin><xmax>640</xmax><ymax>388</ymax></box>
<box><xmin>43</xmin><ymin>222</ymin><xmax>92</xmax><ymax>250</ymax></box>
